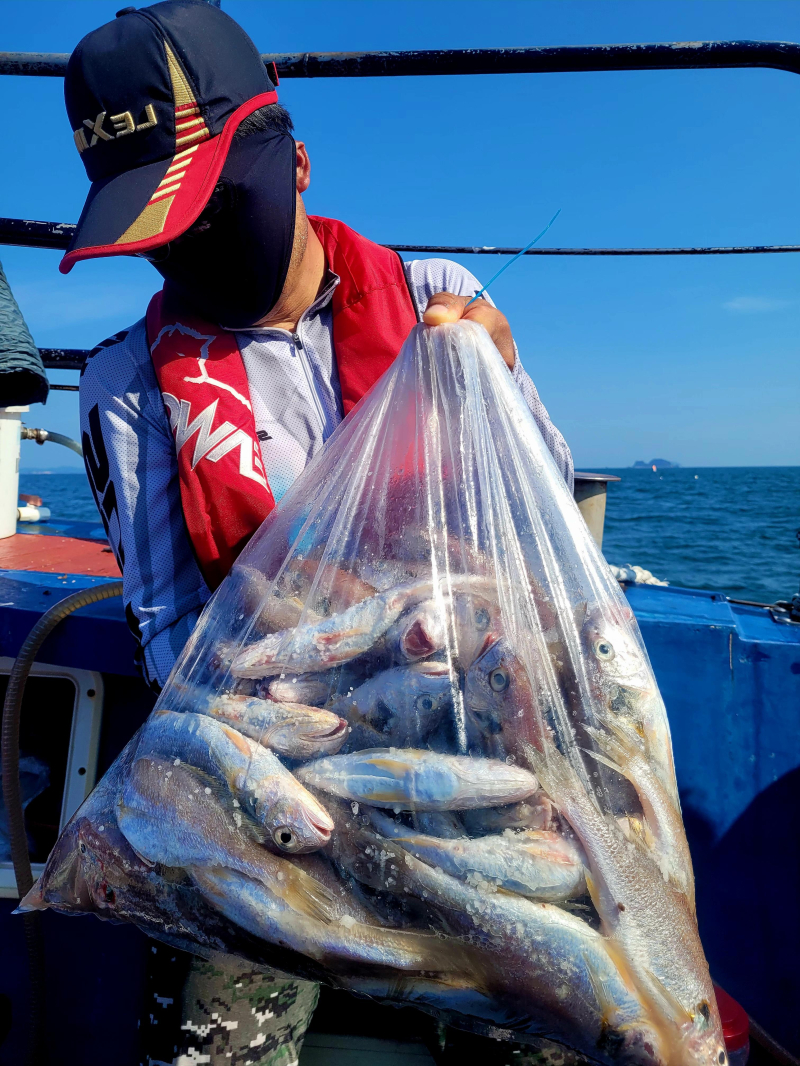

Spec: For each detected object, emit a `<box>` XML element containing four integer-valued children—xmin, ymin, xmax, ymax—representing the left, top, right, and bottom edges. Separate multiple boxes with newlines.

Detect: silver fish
<box><xmin>331</xmin><ymin>814</ymin><xmax>664</xmax><ymax>1066</ymax></box>
<box><xmin>231</xmin><ymin>576</ymin><xmax>496</xmax><ymax>678</ymax></box>
<box><xmin>199</xmin><ymin>693</ymin><xmax>348</xmax><ymax>759</ymax></box>
<box><xmin>384</xmin><ymin>599</ymin><xmax>448</xmax><ymax>662</ymax></box>
<box><xmin>412</xmin><ymin>810</ymin><xmax>463</xmax><ymax>838</ymax></box>
<box><xmin>369</xmin><ymin>810</ymin><xmax>586</xmax><ymax>902</ymax></box>
<box><xmin>384</xmin><ymin>589</ymin><xmax>501</xmax><ymax>668</ymax></box>
<box><xmin>465</xmin><ymin>639</ymin><xmax>545</xmax><ymax>760</ymax></box>
<box><xmin>529</xmin><ymin>741</ymin><xmax>725</xmax><ymax>1066</ymax></box>
<box><xmin>585</xmin><ymin>710</ymin><xmax>695</xmax><ymax>910</ymax></box>
<box><xmin>332</xmin><ymin>662</ymin><xmax>453</xmax><ymax>747</ymax></box>
<box><xmin>581</xmin><ymin>605</ymin><xmax>676</xmax><ymax>799</ymax></box>
<box><xmin>136</xmin><ymin>711</ymin><xmax>334</xmax><ymax>853</ymax></box>
<box><xmin>191</xmin><ymin>865</ymin><xmax>475</xmax><ymax>977</ymax></box>
<box><xmin>297</xmin><ymin>748</ymin><xmax>538</xmax><ymax>811</ymax></box>
<box><xmin>117</xmin><ymin>756</ymin><xmax>335</xmax><ymax>923</ymax></box>
<box><xmin>266</xmin><ymin>672</ymin><xmax>336</xmax><ymax>706</ymax></box>
<box><xmin>460</xmin><ymin>796</ymin><xmax>555</xmax><ymax>836</ymax></box>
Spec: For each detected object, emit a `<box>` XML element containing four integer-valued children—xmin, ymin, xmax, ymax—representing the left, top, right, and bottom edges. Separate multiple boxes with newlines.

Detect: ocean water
<box><xmin>600</xmin><ymin>466</ymin><xmax>799</xmax><ymax>604</ymax></box>
<box><xmin>19</xmin><ymin>467</ymin><xmax>800</xmax><ymax>604</ymax></box>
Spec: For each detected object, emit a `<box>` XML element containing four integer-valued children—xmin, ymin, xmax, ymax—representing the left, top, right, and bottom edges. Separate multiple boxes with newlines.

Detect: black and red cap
<box><xmin>61</xmin><ymin>0</ymin><xmax>279</xmax><ymax>274</ymax></box>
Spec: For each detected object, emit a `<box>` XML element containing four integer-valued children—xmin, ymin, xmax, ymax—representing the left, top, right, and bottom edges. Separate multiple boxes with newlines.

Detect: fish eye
<box><xmin>474</xmin><ymin>607</ymin><xmax>491</xmax><ymax>630</ymax></box>
<box><xmin>718</xmin><ymin>1053</ymin><xmax>726</xmax><ymax>1065</ymax></box>
<box><xmin>414</xmin><ymin>694</ymin><xmax>435</xmax><ymax>713</ymax></box>
<box><xmin>489</xmin><ymin>668</ymin><xmax>510</xmax><ymax>693</ymax></box>
<box><xmin>272</xmin><ymin>826</ymin><xmax>297</xmax><ymax>851</ymax></box>
<box><xmin>79</xmin><ymin>843</ymin><xmax>87</xmax><ymax>854</ymax></box>
<box><xmin>593</xmin><ymin>638</ymin><xmax>615</xmax><ymax>661</ymax></box>
<box><xmin>103</xmin><ymin>885</ymin><xmax>115</xmax><ymax>903</ymax></box>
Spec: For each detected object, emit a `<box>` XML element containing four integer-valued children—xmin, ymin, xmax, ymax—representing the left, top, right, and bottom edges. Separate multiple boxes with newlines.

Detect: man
<box><xmin>65</xmin><ymin>2</ymin><xmax>573</xmax><ymax>1062</ymax></box>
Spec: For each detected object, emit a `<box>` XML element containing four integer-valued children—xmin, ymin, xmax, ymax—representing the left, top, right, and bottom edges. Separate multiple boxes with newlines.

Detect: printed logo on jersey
<box><xmin>162</xmin><ymin>394</ymin><xmax>267</xmax><ymax>489</ymax></box>
<box><xmin>151</xmin><ymin>321</ymin><xmax>266</xmax><ymax>490</ymax></box>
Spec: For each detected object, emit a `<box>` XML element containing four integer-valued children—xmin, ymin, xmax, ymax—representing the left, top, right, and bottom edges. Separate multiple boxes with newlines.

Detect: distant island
<box><xmin>632</xmin><ymin>459</ymin><xmax>680</xmax><ymax>469</ymax></box>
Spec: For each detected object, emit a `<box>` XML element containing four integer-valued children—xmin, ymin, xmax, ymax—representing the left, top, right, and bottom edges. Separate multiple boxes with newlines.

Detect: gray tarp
<box><xmin>0</xmin><ymin>260</ymin><xmax>48</xmax><ymax>406</ymax></box>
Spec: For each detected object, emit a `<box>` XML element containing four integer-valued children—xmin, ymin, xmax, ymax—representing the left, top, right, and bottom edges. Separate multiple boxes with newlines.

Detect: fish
<box><xmin>329</xmin><ymin>811</ymin><xmax>665</xmax><ymax>1066</ymax></box>
<box><xmin>332</xmin><ymin>662</ymin><xmax>453</xmax><ymax>747</ymax></box>
<box><xmin>384</xmin><ymin>588</ymin><xmax>501</xmax><ymax>668</ymax></box>
<box><xmin>266</xmin><ymin>672</ymin><xmax>337</xmax><ymax>706</ymax></box>
<box><xmin>368</xmin><ymin>810</ymin><xmax>586</xmax><ymax>902</ymax></box>
<box><xmin>579</xmin><ymin>605</ymin><xmax>676</xmax><ymax>800</ymax></box>
<box><xmin>585</xmin><ymin>711</ymin><xmax>695</xmax><ymax>911</ymax></box>
<box><xmin>190</xmin><ymin>865</ymin><xmax>476</xmax><ymax>978</ymax></box>
<box><xmin>198</xmin><ymin>692</ymin><xmax>348</xmax><ymax>759</ymax></box>
<box><xmin>231</xmin><ymin>564</ymin><xmax>321</xmax><ymax>633</ymax></box>
<box><xmin>528</xmin><ymin>740</ymin><xmax>725</xmax><ymax>1066</ymax></box>
<box><xmin>135</xmin><ymin>711</ymin><xmax>334</xmax><ymax>853</ymax></box>
<box><xmin>230</xmin><ymin>576</ymin><xmax>497</xmax><ymax>678</ymax></box>
<box><xmin>291</xmin><ymin>559</ymin><xmax>377</xmax><ymax>616</ymax></box>
<box><xmin>460</xmin><ymin>796</ymin><xmax>555</xmax><ymax>836</ymax></box>
<box><xmin>117</xmin><ymin>756</ymin><xmax>335</xmax><ymax>923</ymax></box>
<box><xmin>384</xmin><ymin>599</ymin><xmax>448</xmax><ymax>662</ymax></box>
<box><xmin>464</xmin><ymin>639</ymin><xmax>545</xmax><ymax>760</ymax></box>
<box><xmin>411</xmin><ymin>811</ymin><xmax>464</xmax><ymax>839</ymax></box>
<box><xmin>296</xmin><ymin>748</ymin><xmax>538</xmax><ymax>811</ymax></box>
<box><xmin>18</xmin><ymin>745</ymin><xmax>237</xmax><ymax>957</ymax></box>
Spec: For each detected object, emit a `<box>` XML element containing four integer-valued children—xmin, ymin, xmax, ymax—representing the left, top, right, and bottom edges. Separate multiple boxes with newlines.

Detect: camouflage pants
<box><xmin>140</xmin><ymin>942</ymin><xmax>319</xmax><ymax>1066</ymax></box>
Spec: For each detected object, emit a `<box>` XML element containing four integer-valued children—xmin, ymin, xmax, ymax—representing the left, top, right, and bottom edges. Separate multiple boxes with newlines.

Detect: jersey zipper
<box><xmin>292</xmin><ymin>326</ymin><xmax>327</xmax><ymax>437</ymax></box>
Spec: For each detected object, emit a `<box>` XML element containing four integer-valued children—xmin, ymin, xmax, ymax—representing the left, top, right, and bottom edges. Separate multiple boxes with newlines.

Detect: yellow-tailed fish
<box><xmin>297</xmin><ymin>747</ymin><xmax>538</xmax><ymax>811</ymax></box>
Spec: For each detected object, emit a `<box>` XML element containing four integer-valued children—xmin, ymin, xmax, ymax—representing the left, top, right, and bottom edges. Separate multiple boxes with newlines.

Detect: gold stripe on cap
<box><xmin>165</xmin><ymin>44</ymin><xmax>195</xmax><ymax>108</ymax></box>
<box><xmin>149</xmin><ymin>182</ymin><xmax>182</xmax><ymax>202</ymax></box>
<box><xmin>175</xmin><ymin>116</ymin><xmax>204</xmax><ymax>133</ymax></box>
<box><xmin>114</xmin><ymin>195</ymin><xmax>175</xmax><ymax>245</ymax></box>
<box><xmin>175</xmin><ymin>126</ymin><xmax>210</xmax><ymax>148</ymax></box>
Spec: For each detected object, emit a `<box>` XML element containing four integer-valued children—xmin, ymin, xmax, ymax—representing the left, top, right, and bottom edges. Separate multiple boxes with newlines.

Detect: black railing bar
<box><xmin>1</xmin><ymin>40</ymin><xmax>800</xmax><ymax>79</ymax></box>
<box><xmin>38</xmin><ymin>350</ymin><xmax>85</xmax><ymax>370</ymax></box>
<box><xmin>48</xmin><ymin>384</ymin><xmax>79</xmax><ymax>391</ymax></box>
<box><xmin>389</xmin><ymin>244</ymin><xmax>800</xmax><ymax>256</ymax></box>
<box><xmin>1</xmin><ymin>218</ymin><xmax>798</xmax><ymax>257</ymax></box>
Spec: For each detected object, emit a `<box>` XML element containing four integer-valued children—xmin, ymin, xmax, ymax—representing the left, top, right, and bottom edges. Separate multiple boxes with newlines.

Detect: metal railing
<box><xmin>1</xmin><ymin>38</ymin><xmax>798</xmax><ymax>384</ymax></box>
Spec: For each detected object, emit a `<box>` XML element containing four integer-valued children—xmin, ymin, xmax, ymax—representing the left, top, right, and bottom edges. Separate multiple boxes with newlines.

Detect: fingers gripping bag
<box><xmin>25</xmin><ymin>322</ymin><xmax>724</xmax><ymax>1066</ymax></box>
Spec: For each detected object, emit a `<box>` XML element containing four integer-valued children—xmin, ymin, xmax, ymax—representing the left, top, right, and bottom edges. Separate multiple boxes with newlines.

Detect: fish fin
<box><xmin>583</xmin><ymin>949</ymin><xmax>624</xmax><ymax>1027</ymax></box>
<box><xmin>279</xmin><ymin>865</ymin><xmax>337</xmax><ymax>925</ymax></box>
<box><xmin>642</xmin><ymin>967</ymin><xmax>695</xmax><ymax>1026</ymax></box>
<box><xmin>581</xmin><ymin>744</ymin><xmax>630</xmax><ymax>782</ymax></box>
<box><xmin>523</xmin><ymin>741</ymin><xmax>596</xmax><ymax>813</ymax></box>
<box><xmin>592</xmin><ymin>710</ymin><xmax>647</xmax><ymax>757</ymax></box>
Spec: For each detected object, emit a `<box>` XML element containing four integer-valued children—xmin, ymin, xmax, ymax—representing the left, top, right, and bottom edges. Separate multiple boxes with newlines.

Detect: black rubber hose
<box><xmin>1</xmin><ymin>581</ymin><xmax>123</xmax><ymax>1066</ymax></box>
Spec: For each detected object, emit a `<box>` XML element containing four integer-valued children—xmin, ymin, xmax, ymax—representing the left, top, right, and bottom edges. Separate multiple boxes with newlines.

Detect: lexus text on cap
<box><xmin>60</xmin><ymin>0</ymin><xmax>279</xmax><ymax>274</ymax></box>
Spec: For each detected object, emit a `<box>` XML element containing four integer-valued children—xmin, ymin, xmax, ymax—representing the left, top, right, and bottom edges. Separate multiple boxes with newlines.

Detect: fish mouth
<box><xmin>312</xmin><ymin>718</ymin><xmax>349</xmax><ymax>741</ymax></box>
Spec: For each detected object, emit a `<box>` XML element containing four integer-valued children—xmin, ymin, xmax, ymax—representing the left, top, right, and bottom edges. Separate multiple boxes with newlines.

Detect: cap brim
<box><xmin>59</xmin><ymin>90</ymin><xmax>278</xmax><ymax>275</ymax></box>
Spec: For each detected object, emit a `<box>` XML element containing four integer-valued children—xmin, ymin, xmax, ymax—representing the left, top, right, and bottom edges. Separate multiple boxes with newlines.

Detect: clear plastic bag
<box><xmin>26</xmin><ymin>322</ymin><xmax>723</xmax><ymax>1066</ymax></box>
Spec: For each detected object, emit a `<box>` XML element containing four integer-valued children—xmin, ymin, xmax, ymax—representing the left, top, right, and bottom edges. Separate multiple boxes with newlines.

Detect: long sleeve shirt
<box><xmin>79</xmin><ymin>257</ymin><xmax>573</xmax><ymax>688</ymax></box>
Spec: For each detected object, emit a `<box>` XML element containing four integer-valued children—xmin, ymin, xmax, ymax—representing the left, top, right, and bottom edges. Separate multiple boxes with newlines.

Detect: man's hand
<box><xmin>423</xmin><ymin>293</ymin><xmax>516</xmax><ymax>370</ymax></box>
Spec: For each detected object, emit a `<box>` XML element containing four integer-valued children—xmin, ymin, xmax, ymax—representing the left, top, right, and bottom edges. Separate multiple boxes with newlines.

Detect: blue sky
<box><xmin>2</xmin><ymin>0</ymin><xmax>799</xmax><ymax>470</ymax></box>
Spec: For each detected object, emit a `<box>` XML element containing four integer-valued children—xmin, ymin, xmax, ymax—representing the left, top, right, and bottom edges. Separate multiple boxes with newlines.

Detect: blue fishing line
<box><xmin>465</xmin><ymin>208</ymin><xmax>562</xmax><ymax>306</ymax></box>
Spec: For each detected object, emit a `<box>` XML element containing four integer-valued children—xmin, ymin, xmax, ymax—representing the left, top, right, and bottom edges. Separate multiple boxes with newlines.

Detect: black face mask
<box><xmin>146</xmin><ymin>128</ymin><xmax>297</xmax><ymax>329</ymax></box>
